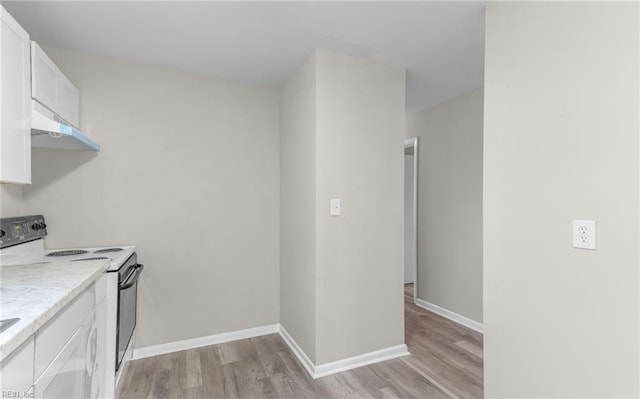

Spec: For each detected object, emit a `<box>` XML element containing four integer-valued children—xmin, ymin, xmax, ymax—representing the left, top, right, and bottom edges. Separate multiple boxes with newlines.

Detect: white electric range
<box><xmin>0</xmin><ymin>214</ymin><xmax>143</xmax><ymax>394</ymax></box>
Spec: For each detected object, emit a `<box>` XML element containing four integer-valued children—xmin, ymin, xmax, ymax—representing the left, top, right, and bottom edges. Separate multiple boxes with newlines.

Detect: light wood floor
<box><xmin>118</xmin><ymin>284</ymin><xmax>483</xmax><ymax>398</ymax></box>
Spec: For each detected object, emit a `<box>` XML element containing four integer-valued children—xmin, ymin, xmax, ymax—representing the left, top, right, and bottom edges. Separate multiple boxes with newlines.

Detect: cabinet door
<box><xmin>34</xmin><ymin>328</ymin><xmax>85</xmax><ymax>399</ymax></box>
<box><xmin>82</xmin><ymin>300</ymin><xmax>106</xmax><ymax>399</ymax></box>
<box><xmin>35</xmin><ymin>280</ymin><xmax>97</xmax><ymax>378</ymax></box>
<box><xmin>0</xmin><ymin>6</ymin><xmax>31</xmax><ymax>184</ymax></box>
<box><xmin>31</xmin><ymin>42</ymin><xmax>60</xmax><ymax>113</ymax></box>
<box><xmin>35</xmin><ymin>303</ymin><xmax>107</xmax><ymax>399</ymax></box>
<box><xmin>0</xmin><ymin>336</ymin><xmax>34</xmax><ymax>395</ymax></box>
<box><xmin>59</xmin><ymin>74</ymin><xmax>80</xmax><ymax>128</ymax></box>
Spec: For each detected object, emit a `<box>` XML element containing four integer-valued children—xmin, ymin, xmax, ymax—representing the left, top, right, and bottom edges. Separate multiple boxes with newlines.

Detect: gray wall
<box><xmin>279</xmin><ymin>49</ymin><xmax>406</xmax><ymax>365</ymax></box>
<box><xmin>315</xmin><ymin>49</ymin><xmax>405</xmax><ymax>364</ymax></box>
<box><xmin>0</xmin><ymin>185</ymin><xmax>24</xmax><ymax>217</ymax></box>
<box><xmin>13</xmin><ymin>46</ymin><xmax>405</xmax><ymax>367</ymax></box>
<box><xmin>22</xmin><ymin>46</ymin><xmax>281</xmax><ymax>348</ymax></box>
<box><xmin>279</xmin><ymin>52</ymin><xmax>317</xmax><ymax>362</ymax></box>
<box><xmin>407</xmin><ymin>89</ymin><xmax>483</xmax><ymax>323</ymax></box>
<box><xmin>484</xmin><ymin>2</ymin><xmax>639</xmax><ymax>397</ymax></box>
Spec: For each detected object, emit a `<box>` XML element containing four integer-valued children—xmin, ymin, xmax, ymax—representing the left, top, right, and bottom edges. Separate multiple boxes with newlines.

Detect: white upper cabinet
<box><xmin>0</xmin><ymin>6</ymin><xmax>31</xmax><ymax>185</ymax></box>
<box><xmin>59</xmin><ymin>75</ymin><xmax>80</xmax><ymax>128</ymax></box>
<box><xmin>31</xmin><ymin>43</ymin><xmax>59</xmax><ymax>114</ymax></box>
<box><xmin>31</xmin><ymin>41</ymin><xmax>80</xmax><ymax>128</ymax></box>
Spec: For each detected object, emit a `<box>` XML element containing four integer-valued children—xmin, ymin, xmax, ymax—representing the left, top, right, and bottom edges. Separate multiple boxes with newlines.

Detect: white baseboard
<box><xmin>415</xmin><ymin>298</ymin><xmax>484</xmax><ymax>334</ymax></box>
<box><xmin>278</xmin><ymin>326</ymin><xmax>316</xmax><ymax>377</ymax></box>
<box><xmin>132</xmin><ymin>323</ymin><xmax>409</xmax><ymax>380</ymax></box>
<box><xmin>313</xmin><ymin>344</ymin><xmax>409</xmax><ymax>379</ymax></box>
<box><xmin>279</xmin><ymin>325</ymin><xmax>409</xmax><ymax>379</ymax></box>
<box><xmin>132</xmin><ymin>324</ymin><xmax>279</xmax><ymax>360</ymax></box>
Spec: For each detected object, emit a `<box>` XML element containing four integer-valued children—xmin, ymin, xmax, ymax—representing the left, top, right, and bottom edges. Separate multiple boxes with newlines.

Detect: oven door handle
<box><xmin>120</xmin><ymin>265</ymin><xmax>137</xmax><ymax>286</ymax></box>
<box><xmin>119</xmin><ymin>264</ymin><xmax>144</xmax><ymax>290</ymax></box>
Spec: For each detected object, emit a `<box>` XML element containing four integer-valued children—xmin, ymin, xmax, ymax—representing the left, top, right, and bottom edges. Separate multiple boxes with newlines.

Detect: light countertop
<box><xmin>0</xmin><ymin>260</ymin><xmax>110</xmax><ymax>361</ymax></box>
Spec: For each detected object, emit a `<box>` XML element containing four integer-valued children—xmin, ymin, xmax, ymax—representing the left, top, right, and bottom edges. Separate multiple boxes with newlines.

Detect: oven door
<box><xmin>116</xmin><ymin>254</ymin><xmax>143</xmax><ymax>371</ymax></box>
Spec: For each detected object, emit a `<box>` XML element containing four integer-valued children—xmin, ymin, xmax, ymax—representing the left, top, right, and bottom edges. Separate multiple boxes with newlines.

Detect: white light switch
<box><xmin>330</xmin><ymin>199</ymin><xmax>341</xmax><ymax>216</ymax></box>
<box><xmin>573</xmin><ymin>220</ymin><xmax>596</xmax><ymax>250</ymax></box>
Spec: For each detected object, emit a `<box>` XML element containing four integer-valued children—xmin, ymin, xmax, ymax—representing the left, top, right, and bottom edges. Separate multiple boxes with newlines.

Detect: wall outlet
<box><xmin>573</xmin><ymin>220</ymin><xmax>596</xmax><ymax>250</ymax></box>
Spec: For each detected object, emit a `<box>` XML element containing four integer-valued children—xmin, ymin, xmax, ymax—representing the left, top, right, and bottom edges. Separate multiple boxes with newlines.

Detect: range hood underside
<box><xmin>31</xmin><ymin>129</ymin><xmax>100</xmax><ymax>151</ymax></box>
<box><xmin>30</xmin><ymin>100</ymin><xmax>100</xmax><ymax>151</ymax></box>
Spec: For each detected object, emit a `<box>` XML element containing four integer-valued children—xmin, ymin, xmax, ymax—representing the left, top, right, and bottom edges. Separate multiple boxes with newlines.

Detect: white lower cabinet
<box><xmin>34</xmin><ymin>326</ymin><xmax>84</xmax><ymax>398</ymax></box>
<box><xmin>0</xmin><ymin>275</ymin><xmax>110</xmax><ymax>398</ymax></box>
<box><xmin>33</xmin><ymin>276</ymin><xmax>107</xmax><ymax>398</ymax></box>
<box><xmin>34</xmin><ymin>300</ymin><xmax>106</xmax><ymax>399</ymax></box>
<box><xmin>0</xmin><ymin>336</ymin><xmax>34</xmax><ymax>396</ymax></box>
<box><xmin>83</xmin><ymin>300</ymin><xmax>107</xmax><ymax>399</ymax></box>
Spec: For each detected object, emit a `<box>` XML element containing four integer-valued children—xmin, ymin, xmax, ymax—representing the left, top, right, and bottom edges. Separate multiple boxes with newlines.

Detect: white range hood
<box><xmin>30</xmin><ymin>101</ymin><xmax>100</xmax><ymax>151</ymax></box>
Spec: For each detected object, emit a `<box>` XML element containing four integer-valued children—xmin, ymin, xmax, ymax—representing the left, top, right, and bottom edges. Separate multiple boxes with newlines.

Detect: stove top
<box><xmin>1</xmin><ymin>242</ymin><xmax>135</xmax><ymax>272</ymax></box>
<box><xmin>93</xmin><ymin>248</ymin><xmax>124</xmax><ymax>254</ymax></box>
<box><xmin>0</xmin><ymin>215</ymin><xmax>135</xmax><ymax>272</ymax></box>
<box><xmin>47</xmin><ymin>250</ymin><xmax>89</xmax><ymax>257</ymax></box>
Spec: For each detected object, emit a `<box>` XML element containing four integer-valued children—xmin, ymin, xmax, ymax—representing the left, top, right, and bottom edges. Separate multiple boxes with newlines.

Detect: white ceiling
<box><xmin>3</xmin><ymin>1</ymin><xmax>485</xmax><ymax>112</ymax></box>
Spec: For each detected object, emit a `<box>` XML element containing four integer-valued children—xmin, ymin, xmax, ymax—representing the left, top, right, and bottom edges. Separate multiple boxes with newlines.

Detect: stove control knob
<box><xmin>41</xmin><ymin>223</ymin><xmax>47</xmax><ymax>230</ymax></box>
<box><xmin>0</xmin><ymin>229</ymin><xmax>5</xmax><ymax>238</ymax></box>
<box><xmin>31</xmin><ymin>223</ymin><xmax>46</xmax><ymax>231</ymax></box>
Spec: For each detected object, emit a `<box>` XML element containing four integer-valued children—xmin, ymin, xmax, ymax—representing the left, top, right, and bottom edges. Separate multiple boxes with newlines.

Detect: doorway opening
<box><xmin>404</xmin><ymin>137</ymin><xmax>418</xmax><ymax>302</ymax></box>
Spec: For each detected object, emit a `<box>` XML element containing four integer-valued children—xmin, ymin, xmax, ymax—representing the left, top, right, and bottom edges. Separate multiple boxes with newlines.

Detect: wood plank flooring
<box><xmin>118</xmin><ymin>284</ymin><xmax>483</xmax><ymax>398</ymax></box>
<box><xmin>402</xmin><ymin>284</ymin><xmax>483</xmax><ymax>399</ymax></box>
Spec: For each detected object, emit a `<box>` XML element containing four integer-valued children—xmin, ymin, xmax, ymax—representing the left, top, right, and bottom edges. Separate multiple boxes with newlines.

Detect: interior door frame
<box><xmin>405</xmin><ymin>137</ymin><xmax>419</xmax><ymax>302</ymax></box>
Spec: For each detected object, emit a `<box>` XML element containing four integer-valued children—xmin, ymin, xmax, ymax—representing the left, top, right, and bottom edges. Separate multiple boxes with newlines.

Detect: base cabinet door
<box><xmin>0</xmin><ymin>336</ymin><xmax>34</xmax><ymax>396</ymax></box>
<box><xmin>34</xmin><ymin>301</ymin><xmax>108</xmax><ymax>399</ymax></box>
<box><xmin>34</xmin><ymin>328</ymin><xmax>85</xmax><ymax>398</ymax></box>
<box><xmin>82</xmin><ymin>301</ymin><xmax>107</xmax><ymax>399</ymax></box>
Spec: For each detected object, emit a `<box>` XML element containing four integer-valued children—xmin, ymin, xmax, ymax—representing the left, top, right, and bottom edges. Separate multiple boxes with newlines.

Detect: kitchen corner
<box><xmin>0</xmin><ymin>214</ymin><xmax>142</xmax><ymax>398</ymax></box>
<box><xmin>0</xmin><ymin>6</ymin><xmax>145</xmax><ymax>396</ymax></box>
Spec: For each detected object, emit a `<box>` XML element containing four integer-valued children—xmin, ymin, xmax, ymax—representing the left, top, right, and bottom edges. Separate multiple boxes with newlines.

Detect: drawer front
<box><xmin>0</xmin><ymin>335</ymin><xmax>34</xmax><ymax>394</ymax></box>
<box><xmin>34</xmin><ymin>278</ymin><xmax>101</xmax><ymax>378</ymax></box>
